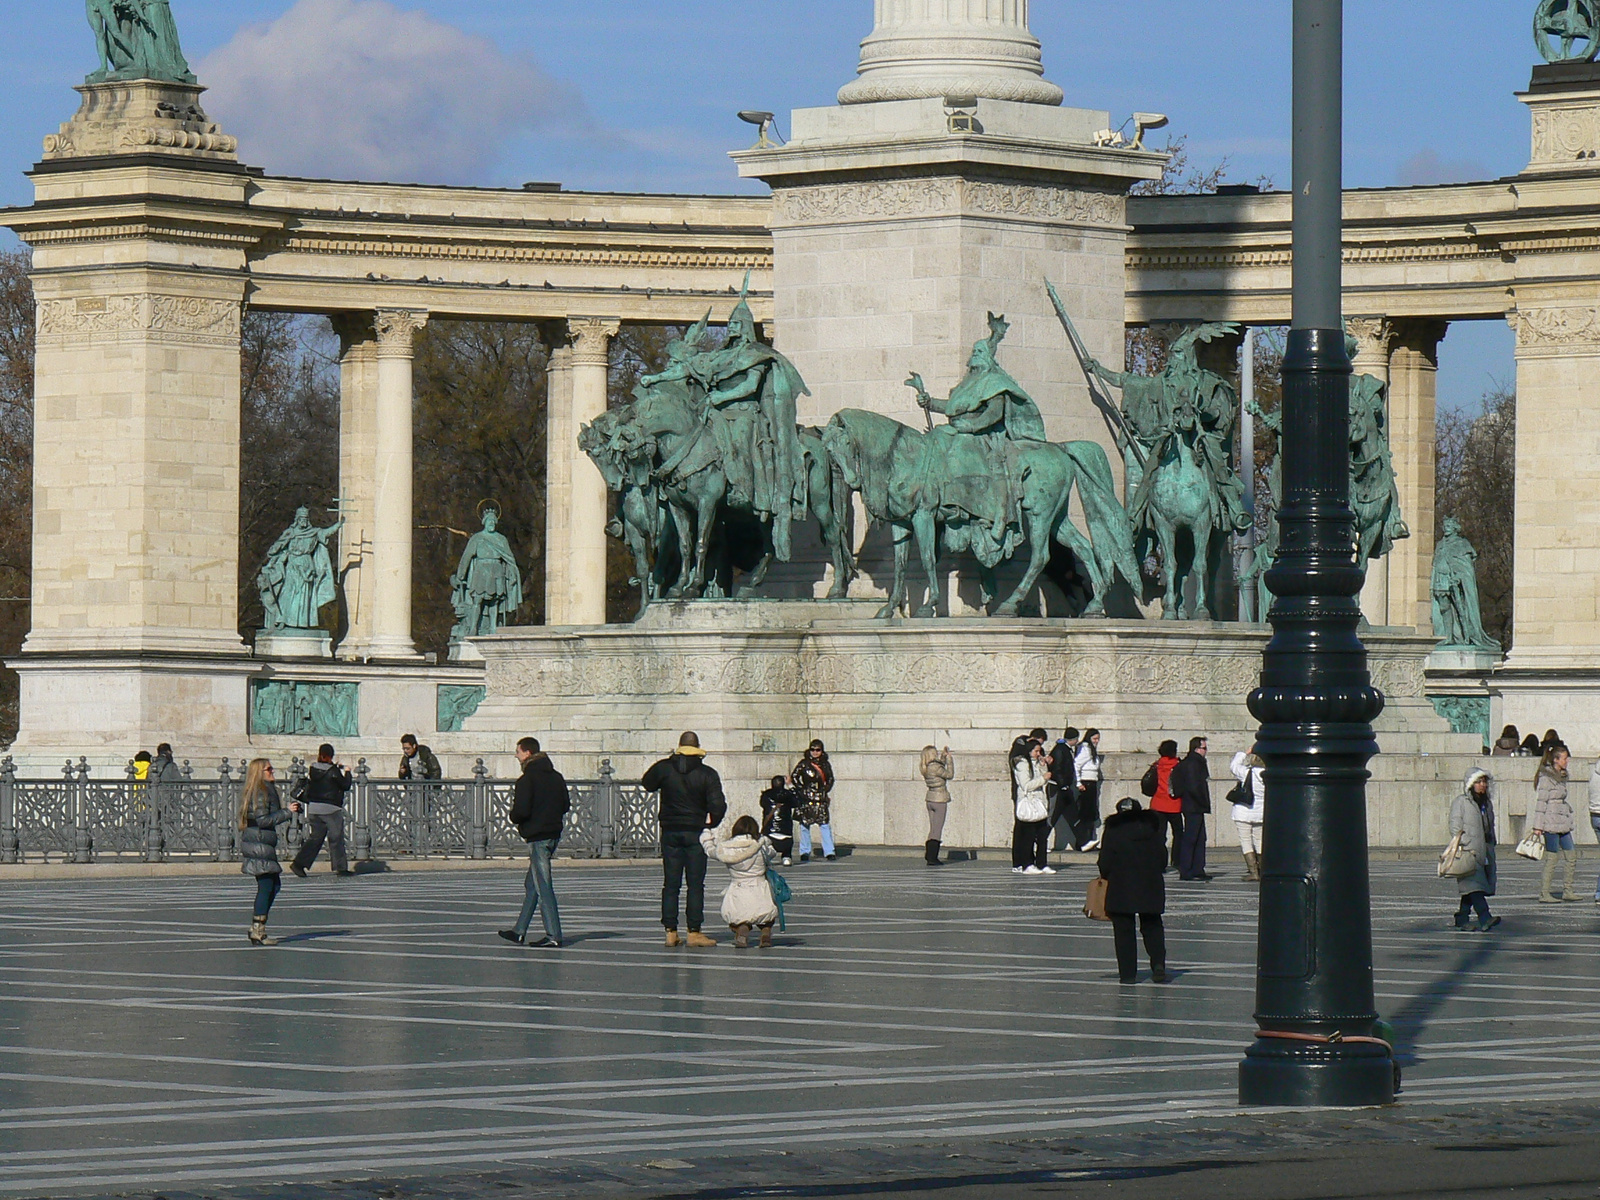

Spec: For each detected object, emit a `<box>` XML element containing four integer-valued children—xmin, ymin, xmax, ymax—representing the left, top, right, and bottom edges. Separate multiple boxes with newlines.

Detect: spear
<box><xmin>1046</xmin><ymin>280</ymin><xmax>1145</xmax><ymax>469</ymax></box>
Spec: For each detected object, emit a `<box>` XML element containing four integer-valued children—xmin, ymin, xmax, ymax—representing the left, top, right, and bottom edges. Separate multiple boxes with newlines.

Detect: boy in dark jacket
<box><xmin>1097</xmin><ymin>797</ymin><xmax>1168</xmax><ymax>983</ymax></box>
<box><xmin>642</xmin><ymin>731</ymin><xmax>727</xmax><ymax>947</ymax></box>
<box><xmin>499</xmin><ymin>737</ymin><xmax>569</xmax><ymax>948</ymax></box>
<box><xmin>290</xmin><ymin>744</ymin><xmax>353</xmax><ymax>878</ymax></box>
<box><xmin>760</xmin><ymin>775</ymin><xmax>796</xmax><ymax>865</ymax></box>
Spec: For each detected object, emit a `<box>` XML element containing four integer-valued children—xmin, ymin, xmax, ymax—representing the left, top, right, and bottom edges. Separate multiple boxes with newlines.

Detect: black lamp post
<box><xmin>1238</xmin><ymin>0</ymin><xmax>1395</xmax><ymax>1107</ymax></box>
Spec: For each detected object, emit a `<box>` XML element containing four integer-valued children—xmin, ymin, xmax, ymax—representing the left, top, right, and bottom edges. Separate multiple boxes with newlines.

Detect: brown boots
<box><xmin>666</xmin><ymin>929</ymin><xmax>718</xmax><ymax>947</ymax></box>
<box><xmin>1242</xmin><ymin>852</ymin><xmax>1261</xmax><ymax>883</ymax></box>
<box><xmin>732</xmin><ymin>923</ymin><xmax>751</xmax><ymax>949</ymax></box>
<box><xmin>247</xmin><ymin>916</ymin><xmax>277</xmax><ymax>946</ymax></box>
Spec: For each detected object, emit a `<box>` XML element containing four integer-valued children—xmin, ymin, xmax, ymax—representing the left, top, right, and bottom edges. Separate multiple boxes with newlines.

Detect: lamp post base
<box><xmin>1239</xmin><ymin>1036</ymin><xmax>1396</xmax><ymax>1107</ymax></box>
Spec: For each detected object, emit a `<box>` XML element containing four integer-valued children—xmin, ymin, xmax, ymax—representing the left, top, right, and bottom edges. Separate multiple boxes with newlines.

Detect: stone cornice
<box><xmin>260</xmin><ymin>231</ymin><xmax>771</xmax><ymax>272</ymax></box>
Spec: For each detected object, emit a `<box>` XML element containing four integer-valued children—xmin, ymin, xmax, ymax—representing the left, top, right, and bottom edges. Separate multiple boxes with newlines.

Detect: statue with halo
<box><xmin>449</xmin><ymin>506</ymin><xmax>524</xmax><ymax>642</ymax></box>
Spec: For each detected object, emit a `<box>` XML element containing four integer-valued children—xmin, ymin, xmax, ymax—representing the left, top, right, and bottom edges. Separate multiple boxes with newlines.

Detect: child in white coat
<box><xmin>701</xmin><ymin>815</ymin><xmax>780</xmax><ymax>948</ymax></box>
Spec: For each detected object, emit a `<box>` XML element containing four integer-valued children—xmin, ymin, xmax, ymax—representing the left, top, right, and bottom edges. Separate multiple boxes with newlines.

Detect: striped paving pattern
<box><xmin>1</xmin><ymin>856</ymin><xmax>1597</xmax><ymax>1195</ymax></box>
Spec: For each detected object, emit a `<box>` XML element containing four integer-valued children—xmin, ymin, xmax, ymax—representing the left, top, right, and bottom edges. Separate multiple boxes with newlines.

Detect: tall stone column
<box><xmin>1348</xmin><ymin>317</ymin><xmax>1397</xmax><ymax>625</ymax></box>
<box><xmin>370</xmin><ymin>309</ymin><xmax>428</xmax><ymax>660</ymax></box>
<box><xmin>1387</xmin><ymin>319</ymin><xmax>1448</xmax><ymax>633</ymax></box>
<box><xmin>838</xmin><ymin>0</ymin><xmax>1065</xmax><ymax>106</ymax></box>
<box><xmin>544</xmin><ymin>318</ymin><xmax>618</xmax><ymax>626</ymax></box>
<box><xmin>332</xmin><ymin>315</ymin><xmax>379</xmax><ymax>658</ymax></box>
<box><xmin>1506</xmin><ymin>302</ymin><xmax>1600</xmax><ymax>668</ymax></box>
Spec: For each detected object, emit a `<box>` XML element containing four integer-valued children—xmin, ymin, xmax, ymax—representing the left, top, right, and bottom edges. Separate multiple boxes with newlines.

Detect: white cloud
<box><xmin>198</xmin><ymin>0</ymin><xmax>586</xmax><ymax>184</ymax></box>
<box><xmin>1395</xmin><ymin>149</ymin><xmax>1493</xmax><ymax>188</ymax></box>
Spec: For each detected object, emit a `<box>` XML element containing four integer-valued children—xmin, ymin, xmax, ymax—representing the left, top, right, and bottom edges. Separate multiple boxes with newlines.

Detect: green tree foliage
<box><xmin>1435</xmin><ymin>387</ymin><xmax>1515</xmax><ymax>650</ymax></box>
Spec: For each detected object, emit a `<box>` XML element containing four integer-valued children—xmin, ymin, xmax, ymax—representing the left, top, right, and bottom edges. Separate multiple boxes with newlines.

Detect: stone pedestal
<box><xmin>470</xmin><ymin>605</ymin><xmax>1478</xmax><ymax>850</ymax></box>
<box><xmin>254</xmin><ymin>630</ymin><xmax>333</xmax><ymax>660</ymax></box>
<box><xmin>1518</xmin><ymin>62</ymin><xmax>1600</xmax><ymax>175</ymax></box>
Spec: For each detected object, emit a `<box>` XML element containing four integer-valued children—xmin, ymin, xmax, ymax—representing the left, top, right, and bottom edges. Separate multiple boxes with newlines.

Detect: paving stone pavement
<box><xmin>3</xmin><ymin>854</ymin><xmax>1600</xmax><ymax>1198</ymax></box>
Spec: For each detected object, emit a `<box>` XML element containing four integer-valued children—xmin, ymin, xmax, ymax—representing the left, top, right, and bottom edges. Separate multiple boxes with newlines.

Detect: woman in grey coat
<box><xmin>1449</xmin><ymin>768</ymin><xmax>1499</xmax><ymax>932</ymax></box>
<box><xmin>238</xmin><ymin>758</ymin><xmax>300</xmax><ymax>945</ymax></box>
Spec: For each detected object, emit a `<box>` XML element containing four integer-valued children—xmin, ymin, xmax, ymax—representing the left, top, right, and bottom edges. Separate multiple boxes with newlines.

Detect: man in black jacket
<box><xmin>290</xmin><ymin>743</ymin><xmax>353</xmax><ymax>878</ymax></box>
<box><xmin>1048</xmin><ymin>727</ymin><xmax>1079</xmax><ymax>851</ymax></box>
<box><xmin>1169</xmin><ymin>736</ymin><xmax>1213</xmax><ymax>881</ymax></box>
<box><xmin>642</xmin><ymin>731</ymin><xmax>727</xmax><ymax>948</ymax></box>
<box><xmin>499</xmin><ymin>737</ymin><xmax>569</xmax><ymax>948</ymax></box>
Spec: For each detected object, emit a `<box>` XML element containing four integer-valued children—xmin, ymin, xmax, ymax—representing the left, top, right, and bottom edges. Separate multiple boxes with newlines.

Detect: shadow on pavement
<box><xmin>1388</xmin><ymin>937</ymin><xmax>1499</xmax><ymax>1065</ymax></box>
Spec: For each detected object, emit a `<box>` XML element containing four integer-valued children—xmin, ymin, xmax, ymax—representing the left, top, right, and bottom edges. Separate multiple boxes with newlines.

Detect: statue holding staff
<box><xmin>258</xmin><ymin>507</ymin><xmax>343</xmax><ymax>631</ymax></box>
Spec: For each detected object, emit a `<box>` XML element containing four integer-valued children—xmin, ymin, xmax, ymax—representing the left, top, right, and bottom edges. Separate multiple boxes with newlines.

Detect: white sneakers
<box><xmin>1012</xmin><ymin>866</ymin><xmax>1027</xmax><ymax>874</ymax></box>
<box><xmin>1015</xmin><ymin>865</ymin><xmax>1057</xmax><ymax>876</ymax></box>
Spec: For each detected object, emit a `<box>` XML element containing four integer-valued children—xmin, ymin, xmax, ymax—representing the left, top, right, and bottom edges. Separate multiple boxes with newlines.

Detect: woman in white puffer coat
<box><xmin>701</xmin><ymin>815</ymin><xmax>780</xmax><ymax>948</ymax></box>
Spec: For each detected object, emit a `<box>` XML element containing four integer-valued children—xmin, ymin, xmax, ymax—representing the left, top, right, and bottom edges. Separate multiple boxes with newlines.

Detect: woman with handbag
<box><xmin>1012</xmin><ymin>739</ymin><xmax>1053</xmax><ymax>875</ymax></box>
<box><xmin>792</xmin><ymin>739</ymin><xmax>836</xmax><ymax>863</ymax></box>
<box><xmin>1229</xmin><ymin>748</ymin><xmax>1266</xmax><ymax>882</ymax></box>
<box><xmin>1533</xmin><ymin>743</ymin><xmax>1578</xmax><ymax>903</ymax></box>
<box><xmin>1097</xmin><ymin>797</ymin><xmax>1168</xmax><ymax>983</ymax></box>
<box><xmin>1449</xmin><ymin>768</ymin><xmax>1499</xmax><ymax>931</ymax></box>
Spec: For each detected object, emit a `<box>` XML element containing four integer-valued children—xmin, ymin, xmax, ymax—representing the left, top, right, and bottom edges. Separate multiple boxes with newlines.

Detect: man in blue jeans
<box><xmin>643</xmin><ymin>731</ymin><xmax>728</xmax><ymax>948</ymax></box>
<box><xmin>499</xmin><ymin>737</ymin><xmax>569</xmax><ymax>948</ymax></box>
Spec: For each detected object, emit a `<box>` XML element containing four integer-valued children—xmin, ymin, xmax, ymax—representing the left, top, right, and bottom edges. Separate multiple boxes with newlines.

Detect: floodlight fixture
<box><xmin>738</xmin><ymin>110</ymin><xmax>781</xmax><ymax>149</ymax></box>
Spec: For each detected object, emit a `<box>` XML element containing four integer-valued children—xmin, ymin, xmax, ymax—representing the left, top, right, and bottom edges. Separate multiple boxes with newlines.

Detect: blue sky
<box><xmin>0</xmin><ymin>1</ymin><xmax>1528</xmax><ymax>408</ymax></box>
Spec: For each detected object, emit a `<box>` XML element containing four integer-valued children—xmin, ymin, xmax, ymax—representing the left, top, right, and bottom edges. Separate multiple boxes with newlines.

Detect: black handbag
<box><xmin>1226</xmin><ymin>768</ymin><xmax>1255</xmax><ymax>809</ymax></box>
<box><xmin>1140</xmin><ymin>762</ymin><xmax>1159</xmax><ymax>797</ymax></box>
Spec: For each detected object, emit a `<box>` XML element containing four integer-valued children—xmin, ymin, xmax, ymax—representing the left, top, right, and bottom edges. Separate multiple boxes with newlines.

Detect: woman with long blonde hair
<box><xmin>919</xmin><ymin>745</ymin><xmax>954</xmax><ymax>866</ymax></box>
<box><xmin>237</xmin><ymin>758</ymin><xmax>300</xmax><ymax>945</ymax></box>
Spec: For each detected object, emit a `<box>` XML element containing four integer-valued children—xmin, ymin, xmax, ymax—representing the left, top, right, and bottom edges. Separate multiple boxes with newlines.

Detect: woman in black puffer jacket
<box><xmin>239</xmin><ymin>758</ymin><xmax>300</xmax><ymax>946</ymax></box>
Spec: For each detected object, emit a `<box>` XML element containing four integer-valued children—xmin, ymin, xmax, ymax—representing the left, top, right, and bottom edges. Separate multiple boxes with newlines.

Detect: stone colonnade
<box><xmin>335</xmin><ymin>311</ymin><xmax>619</xmax><ymax>655</ymax></box>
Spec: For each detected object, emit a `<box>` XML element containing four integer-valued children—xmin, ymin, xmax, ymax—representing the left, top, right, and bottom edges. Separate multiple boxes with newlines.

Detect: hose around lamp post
<box><xmin>1238</xmin><ymin>0</ymin><xmax>1396</xmax><ymax>1107</ymax></box>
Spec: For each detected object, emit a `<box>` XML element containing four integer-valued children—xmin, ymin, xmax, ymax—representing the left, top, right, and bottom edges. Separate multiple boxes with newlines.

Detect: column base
<box><xmin>1239</xmin><ymin>1035</ymin><xmax>1396</xmax><ymax>1107</ymax></box>
<box><xmin>448</xmin><ymin>640</ymin><xmax>485</xmax><ymax>663</ymax></box>
<box><xmin>362</xmin><ymin>636</ymin><xmax>424</xmax><ymax>662</ymax></box>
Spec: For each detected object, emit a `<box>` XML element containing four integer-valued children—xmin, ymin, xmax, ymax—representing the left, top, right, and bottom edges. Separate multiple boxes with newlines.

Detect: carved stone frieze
<box><xmin>1369</xmin><ymin>656</ymin><xmax>1427</xmax><ymax>700</ymax></box>
<box><xmin>771</xmin><ymin>178</ymin><xmax>1124</xmax><ymax>228</ymax></box>
<box><xmin>1511</xmin><ymin>305</ymin><xmax>1600</xmax><ymax>349</ymax></box>
<box><xmin>487</xmin><ymin>646</ymin><xmax>1305</xmax><ymax>700</ymax></box>
<box><xmin>1530</xmin><ymin>105</ymin><xmax>1600</xmax><ymax>168</ymax></box>
<box><xmin>36</xmin><ymin>293</ymin><xmax>240</xmax><ymax>342</ymax></box>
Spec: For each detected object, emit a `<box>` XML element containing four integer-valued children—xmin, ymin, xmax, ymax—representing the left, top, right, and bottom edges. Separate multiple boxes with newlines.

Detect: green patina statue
<box><xmin>905</xmin><ymin>314</ymin><xmax>1048</xmax><ymax>567</ymax></box>
<box><xmin>1535</xmin><ymin>0</ymin><xmax>1599</xmax><ymax>63</ymax></box>
<box><xmin>823</xmin><ymin>311</ymin><xmax>1141</xmax><ymax>620</ymax></box>
<box><xmin>1346</xmin><ymin>333</ymin><xmax>1410</xmax><ymax>572</ymax></box>
<box><xmin>1083</xmin><ymin>323</ymin><xmax>1248</xmax><ymax>620</ymax></box>
<box><xmin>1245</xmin><ymin>333</ymin><xmax>1409</xmax><ymax>622</ymax></box>
<box><xmin>258</xmin><ymin>507</ymin><xmax>343</xmax><ymax>632</ymax></box>
<box><xmin>582</xmin><ymin>301</ymin><xmax>854</xmax><ymax>611</ymax></box>
<box><xmin>449</xmin><ymin>508</ymin><xmax>524</xmax><ymax>641</ymax></box>
<box><xmin>1431</xmin><ymin>517</ymin><xmax>1500</xmax><ymax>652</ymax></box>
<box><xmin>86</xmin><ymin>0</ymin><xmax>197</xmax><ymax>85</ymax></box>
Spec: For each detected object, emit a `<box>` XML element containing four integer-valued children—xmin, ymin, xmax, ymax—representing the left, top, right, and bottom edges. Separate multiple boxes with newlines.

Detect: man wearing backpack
<box><xmin>499</xmin><ymin>737</ymin><xmax>569</xmax><ymax>948</ymax></box>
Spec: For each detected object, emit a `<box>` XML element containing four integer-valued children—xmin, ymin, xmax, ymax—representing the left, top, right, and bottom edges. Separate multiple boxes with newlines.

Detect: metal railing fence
<box><xmin>0</xmin><ymin>757</ymin><xmax>657</xmax><ymax>864</ymax></box>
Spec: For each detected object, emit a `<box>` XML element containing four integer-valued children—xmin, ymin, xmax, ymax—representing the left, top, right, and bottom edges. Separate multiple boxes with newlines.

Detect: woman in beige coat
<box><xmin>920</xmin><ymin>745</ymin><xmax>954</xmax><ymax>867</ymax></box>
<box><xmin>701</xmin><ymin>815</ymin><xmax>779</xmax><ymax>948</ymax></box>
<box><xmin>1532</xmin><ymin>743</ymin><xmax>1578</xmax><ymax>903</ymax></box>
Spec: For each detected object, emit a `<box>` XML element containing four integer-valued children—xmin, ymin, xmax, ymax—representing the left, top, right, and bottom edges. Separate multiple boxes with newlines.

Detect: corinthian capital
<box><xmin>1345</xmin><ymin>316</ymin><xmax>1395</xmax><ymax>366</ymax></box>
<box><xmin>374</xmin><ymin>309</ymin><xmax>430</xmax><ymax>357</ymax></box>
<box><xmin>568</xmin><ymin>317</ymin><xmax>622</xmax><ymax>368</ymax></box>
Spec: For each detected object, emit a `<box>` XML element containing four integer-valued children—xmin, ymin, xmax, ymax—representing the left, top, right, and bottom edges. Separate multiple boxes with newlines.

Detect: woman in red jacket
<box><xmin>1144</xmin><ymin>739</ymin><xmax>1182</xmax><ymax>872</ymax></box>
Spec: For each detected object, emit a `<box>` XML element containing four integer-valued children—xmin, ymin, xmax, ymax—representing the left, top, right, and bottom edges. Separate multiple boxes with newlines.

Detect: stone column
<box><xmin>1348</xmin><ymin>317</ymin><xmax>1397</xmax><ymax>625</ymax></box>
<box><xmin>838</xmin><ymin>0</ymin><xmax>1065</xmax><ymax>106</ymax></box>
<box><xmin>544</xmin><ymin>318</ymin><xmax>618</xmax><ymax>626</ymax></box>
<box><xmin>1387</xmin><ymin>319</ymin><xmax>1448</xmax><ymax>633</ymax></box>
<box><xmin>1506</xmin><ymin>302</ymin><xmax>1600</xmax><ymax>667</ymax></box>
<box><xmin>369</xmin><ymin>309</ymin><xmax>428</xmax><ymax>660</ymax></box>
<box><xmin>332</xmin><ymin>315</ymin><xmax>379</xmax><ymax>658</ymax></box>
